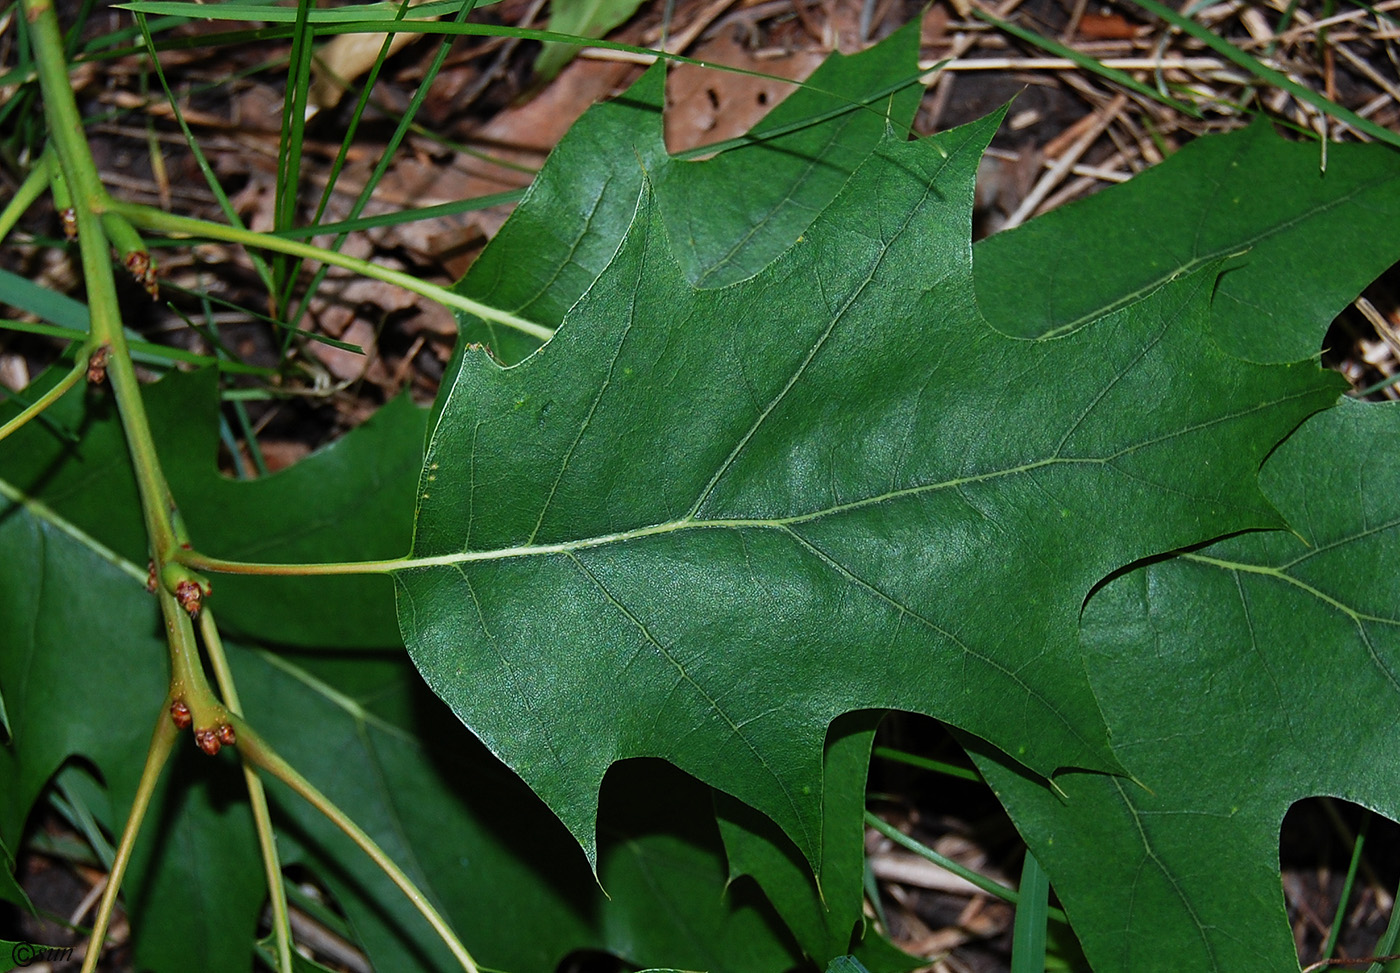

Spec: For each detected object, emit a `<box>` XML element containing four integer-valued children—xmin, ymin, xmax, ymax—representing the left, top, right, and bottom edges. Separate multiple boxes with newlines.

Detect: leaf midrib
<box><xmin>405</xmin><ymin>454</ymin><xmax>1076</xmax><ymax>572</ymax></box>
<box><xmin>413</xmin><ymin>379</ymin><xmax>1326</xmax><ymax>572</ymax></box>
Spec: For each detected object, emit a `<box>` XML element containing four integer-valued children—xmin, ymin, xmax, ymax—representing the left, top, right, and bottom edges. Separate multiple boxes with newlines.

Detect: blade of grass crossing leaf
<box><xmin>1126</xmin><ymin>0</ymin><xmax>1400</xmax><ymax>149</ymax></box>
<box><xmin>133</xmin><ymin>12</ymin><xmax>276</xmax><ymax>294</ymax></box>
<box><xmin>116</xmin><ymin>0</ymin><xmax>483</xmax><ymax>23</ymax></box>
<box><xmin>1011</xmin><ymin>851</ymin><xmax>1050</xmax><ymax>973</ymax></box>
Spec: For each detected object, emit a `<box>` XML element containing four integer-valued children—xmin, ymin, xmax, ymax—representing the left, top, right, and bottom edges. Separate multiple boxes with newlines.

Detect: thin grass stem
<box><xmin>0</xmin><ymin>160</ymin><xmax>50</xmax><ymax>244</ymax></box>
<box><xmin>1010</xmin><ymin>850</ymin><xmax>1050</xmax><ymax>973</ymax></box>
<box><xmin>1127</xmin><ymin>0</ymin><xmax>1400</xmax><ymax>149</ymax></box>
<box><xmin>873</xmin><ymin>745</ymin><xmax>982</xmax><ymax>782</ymax></box>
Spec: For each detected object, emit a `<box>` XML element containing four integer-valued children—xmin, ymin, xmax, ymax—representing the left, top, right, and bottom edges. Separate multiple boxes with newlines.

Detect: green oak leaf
<box><xmin>972</xmin><ymin>396</ymin><xmax>1400</xmax><ymax>973</ymax></box>
<box><xmin>457</xmin><ymin>21</ymin><xmax>922</xmax><ymax>366</ymax></box>
<box><xmin>394</xmin><ymin>109</ymin><xmax>1344</xmax><ymax>869</ymax></box>
<box><xmin>974</xmin><ymin>119</ymin><xmax>1400</xmax><ymax>361</ymax></box>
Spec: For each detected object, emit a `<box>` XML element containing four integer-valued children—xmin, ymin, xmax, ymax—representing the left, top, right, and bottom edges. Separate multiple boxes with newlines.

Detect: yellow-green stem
<box><xmin>24</xmin><ymin>0</ymin><xmax>180</xmax><ymax>563</ymax></box>
<box><xmin>201</xmin><ymin>610</ymin><xmax>293</xmax><ymax>973</ymax></box>
<box><xmin>78</xmin><ymin>711</ymin><xmax>178</xmax><ymax>973</ymax></box>
<box><xmin>0</xmin><ymin>158</ymin><xmax>50</xmax><ymax>243</ymax></box>
<box><xmin>0</xmin><ymin>353</ymin><xmax>88</xmax><ymax>444</ymax></box>
<box><xmin>234</xmin><ymin>720</ymin><xmax>482</xmax><ymax>973</ymax></box>
<box><xmin>178</xmin><ymin>549</ymin><xmax>404</xmax><ymax>576</ymax></box>
<box><xmin>109</xmin><ymin>200</ymin><xmax>555</xmax><ymax>342</ymax></box>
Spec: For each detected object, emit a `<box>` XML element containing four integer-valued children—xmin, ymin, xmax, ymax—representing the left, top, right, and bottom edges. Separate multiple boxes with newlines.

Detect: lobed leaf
<box><xmin>0</xmin><ymin>369</ymin><xmax>424</xmax><ymax>648</ymax></box>
<box><xmin>396</xmin><ymin>109</ymin><xmax>1343</xmax><ymax>868</ymax></box>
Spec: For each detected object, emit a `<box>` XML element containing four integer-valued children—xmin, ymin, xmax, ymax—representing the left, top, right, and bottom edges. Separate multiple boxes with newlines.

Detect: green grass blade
<box><xmin>272</xmin><ymin>0</ymin><xmax>318</xmax><ymax>316</ymax></box>
<box><xmin>1364</xmin><ymin>876</ymin><xmax>1400</xmax><ymax>973</ymax></box>
<box><xmin>116</xmin><ymin>0</ymin><xmax>487</xmax><ymax>22</ymax></box>
<box><xmin>1011</xmin><ymin>850</ymin><xmax>1050</xmax><ymax>973</ymax></box>
<box><xmin>866</xmin><ymin>812</ymin><xmax>1068</xmax><ymax>923</ymax></box>
<box><xmin>1321</xmin><ymin>801</ymin><xmax>1368</xmax><ymax>962</ymax></box>
<box><xmin>283</xmin><ymin>0</ymin><xmax>484</xmax><ymax>346</ymax></box>
<box><xmin>1127</xmin><ymin>0</ymin><xmax>1400</xmax><ymax>148</ymax></box>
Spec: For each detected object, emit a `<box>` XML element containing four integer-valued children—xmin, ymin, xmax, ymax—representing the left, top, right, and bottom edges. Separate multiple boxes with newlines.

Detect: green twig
<box><xmin>25</xmin><ymin>0</ymin><xmax>181</xmax><ymax>561</ymax></box>
<box><xmin>109</xmin><ymin>200</ymin><xmax>554</xmax><ymax>341</ymax></box>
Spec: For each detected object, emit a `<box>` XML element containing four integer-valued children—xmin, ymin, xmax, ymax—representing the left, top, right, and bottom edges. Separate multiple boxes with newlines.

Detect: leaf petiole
<box><xmin>107</xmin><ymin>200</ymin><xmax>555</xmax><ymax>342</ymax></box>
<box><xmin>0</xmin><ymin>352</ymin><xmax>89</xmax><ymax>445</ymax></box>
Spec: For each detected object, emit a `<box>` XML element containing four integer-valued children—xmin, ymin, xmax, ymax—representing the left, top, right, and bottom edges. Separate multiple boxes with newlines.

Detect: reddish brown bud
<box><xmin>194</xmin><ymin>728</ymin><xmax>221</xmax><ymax>756</ymax></box>
<box><xmin>216</xmin><ymin>723</ymin><xmax>236</xmax><ymax>746</ymax></box>
<box><xmin>87</xmin><ymin>344</ymin><xmax>110</xmax><ymax>385</ymax></box>
<box><xmin>124</xmin><ymin>251</ymin><xmax>158</xmax><ymax>299</ymax></box>
<box><xmin>146</xmin><ymin>560</ymin><xmax>158</xmax><ymax>594</ymax></box>
<box><xmin>60</xmin><ymin>208</ymin><xmax>77</xmax><ymax>240</ymax></box>
<box><xmin>170</xmin><ymin>698</ymin><xmax>192</xmax><ymax>729</ymax></box>
<box><xmin>174</xmin><ymin>579</ymin><xmax>204</xmax><ymax>618</ymax></box>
